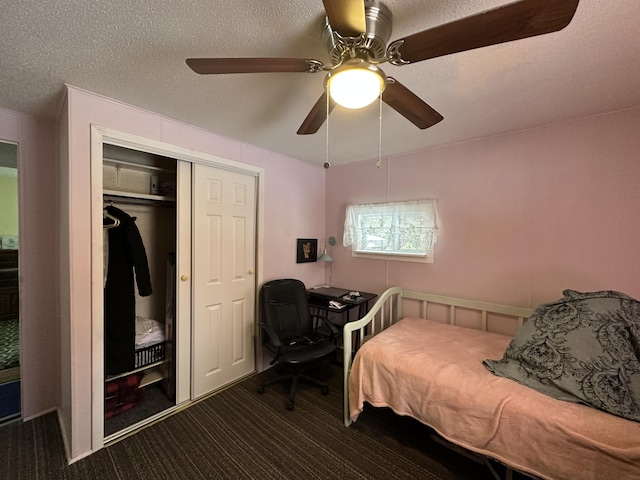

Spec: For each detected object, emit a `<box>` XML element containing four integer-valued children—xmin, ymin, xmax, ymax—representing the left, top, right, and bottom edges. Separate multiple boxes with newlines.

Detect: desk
<box><xmin>307</xmin><ymin>288</ymin><xmax>377</xmax><ymax>361</ymax></box>
<box><xmin>307</xmin><ymin>287</ymin><xmax>377</xmax><ymax>325</ymax></box>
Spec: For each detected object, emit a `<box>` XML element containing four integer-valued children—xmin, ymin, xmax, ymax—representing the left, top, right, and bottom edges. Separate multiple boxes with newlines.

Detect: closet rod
<box><xmin>103</xmin><ymin>194</ymin><xmax>175</xmax><ymax>208</ymax></box>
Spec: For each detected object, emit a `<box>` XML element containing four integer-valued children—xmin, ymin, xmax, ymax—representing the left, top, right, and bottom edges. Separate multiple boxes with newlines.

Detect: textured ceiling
<box><xmin>2</xmin><ymin>0</ymin><xmax>640</xmax><ymax>166</ymax></box>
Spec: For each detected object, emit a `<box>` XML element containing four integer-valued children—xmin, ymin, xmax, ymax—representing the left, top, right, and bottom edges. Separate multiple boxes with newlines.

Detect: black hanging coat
<box><xmin>104</xmin><ymin>205</ymin><xmax>152</xmax><ymax>375</ymax></box>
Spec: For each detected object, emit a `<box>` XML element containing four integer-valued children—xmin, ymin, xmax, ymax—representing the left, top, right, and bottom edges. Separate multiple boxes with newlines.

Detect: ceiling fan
<box><xmin>186</xmin><ymin>0</ymin><xmax>579</xmax><ymax>135</ymax></box>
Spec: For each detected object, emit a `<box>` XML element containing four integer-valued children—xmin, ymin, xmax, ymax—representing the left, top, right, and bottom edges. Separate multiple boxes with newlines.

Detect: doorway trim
<box><xmin>89</xmin><ymin>125</ymin><xmax>264</xmax><ymax>452</ymax></box>
<box><xmin>0</xmin><ymin>140</ymin><xmax>20</xmax><ymax>422</ymax></box>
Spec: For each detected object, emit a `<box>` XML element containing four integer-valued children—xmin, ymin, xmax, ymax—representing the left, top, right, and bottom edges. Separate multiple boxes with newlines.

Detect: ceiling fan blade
<box><xmin>322</xmin><ymin>0</ymin><xmax>366</xmax><ymax>37</ymax></box>
<box><xmin>382</xmin><ymin>78</ymin><xmax>443</xmax><ymax>130</ymax></box>
<box><xmin>297</xmin><ymin>92</ymin><xmax>336</xmax><ymax>135</ymax></box>
<box><xmin>186</xmin><ymin>58</ymin><xmax>323</xmax><ymax>74</ymax></box>
<box><xmin>388</xmin><ymin>0</ymin><xmax>580</xmax><ymax>64</ymax></box>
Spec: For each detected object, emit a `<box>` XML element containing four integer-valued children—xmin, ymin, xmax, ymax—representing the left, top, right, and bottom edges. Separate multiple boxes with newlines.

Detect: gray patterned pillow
<box><xmin>484</xmin><ymin>290</ymin><xmax>640</xmax><ymax>421</ymax></box>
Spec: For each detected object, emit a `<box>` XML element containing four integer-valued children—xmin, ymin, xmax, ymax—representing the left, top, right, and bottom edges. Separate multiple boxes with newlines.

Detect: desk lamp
<box><xmin>317</xmin><ymin>236</ymin><xmax>336</xmax><ymax>262</ymax></box>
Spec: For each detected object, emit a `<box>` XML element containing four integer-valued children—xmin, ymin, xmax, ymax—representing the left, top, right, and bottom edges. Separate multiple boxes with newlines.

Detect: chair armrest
<box><xmin>312</xmin><ymin>314</ymin><xmax>339</xmax><ymax>337</ymax></box>
<box><xmin>259</xmin><ymin>322</ymin><xmax>282</xmax><ymax>347</ymax></box>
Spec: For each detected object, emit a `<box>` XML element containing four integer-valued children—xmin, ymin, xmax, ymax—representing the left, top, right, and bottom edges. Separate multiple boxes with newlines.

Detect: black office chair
<box><xmin>257</xmin><ymin>279</ymin><xmax>338</xmax><ymax>410</ymax></box>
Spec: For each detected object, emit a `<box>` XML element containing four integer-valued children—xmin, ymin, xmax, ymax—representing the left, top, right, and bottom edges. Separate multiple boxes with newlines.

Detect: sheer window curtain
<box><xmin>343</xmin><ymin>199</ymin><xmax>439</xmax><ymax>257</ymax></box>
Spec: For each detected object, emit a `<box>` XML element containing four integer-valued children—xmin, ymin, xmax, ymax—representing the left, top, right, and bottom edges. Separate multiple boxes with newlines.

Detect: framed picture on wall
<box><xmin>296</xmin><ymin>238</ymin><xmax>317</xmax><ymax>263</ymax></box>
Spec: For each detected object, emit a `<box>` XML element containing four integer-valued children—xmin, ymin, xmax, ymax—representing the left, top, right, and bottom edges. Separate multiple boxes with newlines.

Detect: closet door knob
<box><xmin>180</xmin><ymin>274</ymin><xmax>189</xmax><ymax>281</ymax></box>
<box><xmin>248</xmin><ymin>269</ymin><xmax>254</xmax><ymax>275</ymax></box>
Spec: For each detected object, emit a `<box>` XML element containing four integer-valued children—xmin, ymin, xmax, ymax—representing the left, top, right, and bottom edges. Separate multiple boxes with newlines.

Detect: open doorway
<box><xmin>0</xmin><ymin>141</ymin><xmax>20</xmax><ymax>423</ymax></box>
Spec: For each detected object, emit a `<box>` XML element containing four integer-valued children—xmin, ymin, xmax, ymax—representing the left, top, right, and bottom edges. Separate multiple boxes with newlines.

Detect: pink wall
<box><xmin>62</xmin><ymin>86</ymin><xmax>327</xmax><ymax>460</ymax></box>
<box><xmin>325</xmin><ymin>106</ymin><xmax>640</xmax><ymax>308</ymax></box>
<box><xmin>241</xmin><ymin>144</ymin><xmax>328</xmax><ymax>283</ymax></box>
<box><xmin>0</xmin><ymin>107</ymin><xmax>60</xmax><ymax>419</ymax></box>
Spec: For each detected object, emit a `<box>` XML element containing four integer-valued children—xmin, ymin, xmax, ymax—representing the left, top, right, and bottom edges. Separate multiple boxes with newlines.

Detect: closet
<box><xmin>92</xmin><ymin>130</ymin><xmax>261</xmax><ymax>447</ymax></box>
<box><xmin>102</xmin><ymin>145</ymin><xmax>178</xmax><ymax>438</ymax></box>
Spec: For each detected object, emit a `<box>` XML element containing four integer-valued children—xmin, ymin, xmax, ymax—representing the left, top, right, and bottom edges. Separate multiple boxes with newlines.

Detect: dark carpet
<box><xmin>1</xmin><ymin>363</ymin><xmax>523</xmax><ymax>479</ymax></box>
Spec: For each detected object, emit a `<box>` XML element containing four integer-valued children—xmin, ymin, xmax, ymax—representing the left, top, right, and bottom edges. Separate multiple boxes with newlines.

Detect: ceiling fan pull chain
<box><xmin>377</xmin><ymin>93</ymin><xmax>383</xmax><ymax>169</ymax></box>
<box><xmin>325</xmin><ymin>89</ymin><xmax>331</xmax><ymax>169</ymax></box>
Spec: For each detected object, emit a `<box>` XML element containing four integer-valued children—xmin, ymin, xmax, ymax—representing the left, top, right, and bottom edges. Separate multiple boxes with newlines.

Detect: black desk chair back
<box><xmin>258</xmin><ymin>278</ymin><xmax>338</xmax><ymax>410</ymax></box>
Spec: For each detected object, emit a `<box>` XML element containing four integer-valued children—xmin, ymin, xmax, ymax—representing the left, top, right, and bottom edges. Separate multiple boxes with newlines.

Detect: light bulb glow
<box><xmin>328</xmin><ymin>65</ymin><xmax>385</xmax><ymax>109</ymax></box>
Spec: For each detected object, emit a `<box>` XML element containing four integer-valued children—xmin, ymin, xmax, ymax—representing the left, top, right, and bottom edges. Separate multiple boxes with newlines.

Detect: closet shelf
<box><xmin>104</xmin><ymin>157</ymin><xmax>174</xmax><ymax>174</ymax></box>
<box><xmin>104</xmin><ymin>190</ymin><xmax>176</xmax><ymax>203</ymax></box>
<box><xmin>140</xmin><ymin>367</ymin><xmax>165</xmax><ymax>388</ymax></box>
<box><xmin>105</xmin><ymin>360</ymin><xmax>166</xmax><ymax>382</ymax></box>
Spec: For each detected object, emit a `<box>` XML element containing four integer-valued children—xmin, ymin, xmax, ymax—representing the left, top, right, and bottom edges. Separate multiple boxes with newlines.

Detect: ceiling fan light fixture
<box><xmin>327</xmin><ymin>61</ymin><xmax>386</xmax><ymax>109</ymax></box>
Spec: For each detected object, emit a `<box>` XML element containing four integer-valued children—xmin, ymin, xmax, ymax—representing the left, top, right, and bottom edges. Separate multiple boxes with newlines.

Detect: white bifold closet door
<box><xmin>191</xmin><ymin>163</ymin><xmax>257</xmax><ymax>398</ymax></box>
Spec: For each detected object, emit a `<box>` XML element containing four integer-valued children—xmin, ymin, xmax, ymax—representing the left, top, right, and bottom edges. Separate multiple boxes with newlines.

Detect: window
<box><xmin>343</xmin><ymin>199</ymin><xmax>439</xmax><ymax>262</ymax></box>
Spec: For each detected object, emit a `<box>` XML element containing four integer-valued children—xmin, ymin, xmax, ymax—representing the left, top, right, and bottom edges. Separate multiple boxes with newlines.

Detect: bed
<box><xmin>343</xmin><ymin>287</ymin><xmax>640</xmax><ymax>480</ymax></box>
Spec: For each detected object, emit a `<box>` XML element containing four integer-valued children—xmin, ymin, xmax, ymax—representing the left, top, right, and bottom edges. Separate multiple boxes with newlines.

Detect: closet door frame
<box><xmin>89</xmin><ymin>125</ymin><xmax>264</xmax><ymax>452</ymax></box>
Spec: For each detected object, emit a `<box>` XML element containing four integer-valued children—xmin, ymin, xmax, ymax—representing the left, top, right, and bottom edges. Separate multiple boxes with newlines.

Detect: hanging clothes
<box><xmin>104</xmin><ymin>205</ymin><xmax>153</xmax><ymax>375</ymax></box>
<box><xmin>103</xmin><ymin>210</ymin><xmax>120</xmax><ymax>288</ymax></box>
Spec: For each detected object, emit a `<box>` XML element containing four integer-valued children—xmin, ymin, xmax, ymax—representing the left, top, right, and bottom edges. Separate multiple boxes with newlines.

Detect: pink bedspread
<box><xmin>349</xmin><ymin>317</ymin><xmax>640</xmax><ymax>480</ymax></box>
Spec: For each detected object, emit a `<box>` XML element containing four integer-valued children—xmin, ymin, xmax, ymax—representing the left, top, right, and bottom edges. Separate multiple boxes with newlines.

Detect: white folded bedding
<box><xmin>135</xmin><ymin>316</ymin><xmax>165</xmax><ymax>349</ymax></box>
